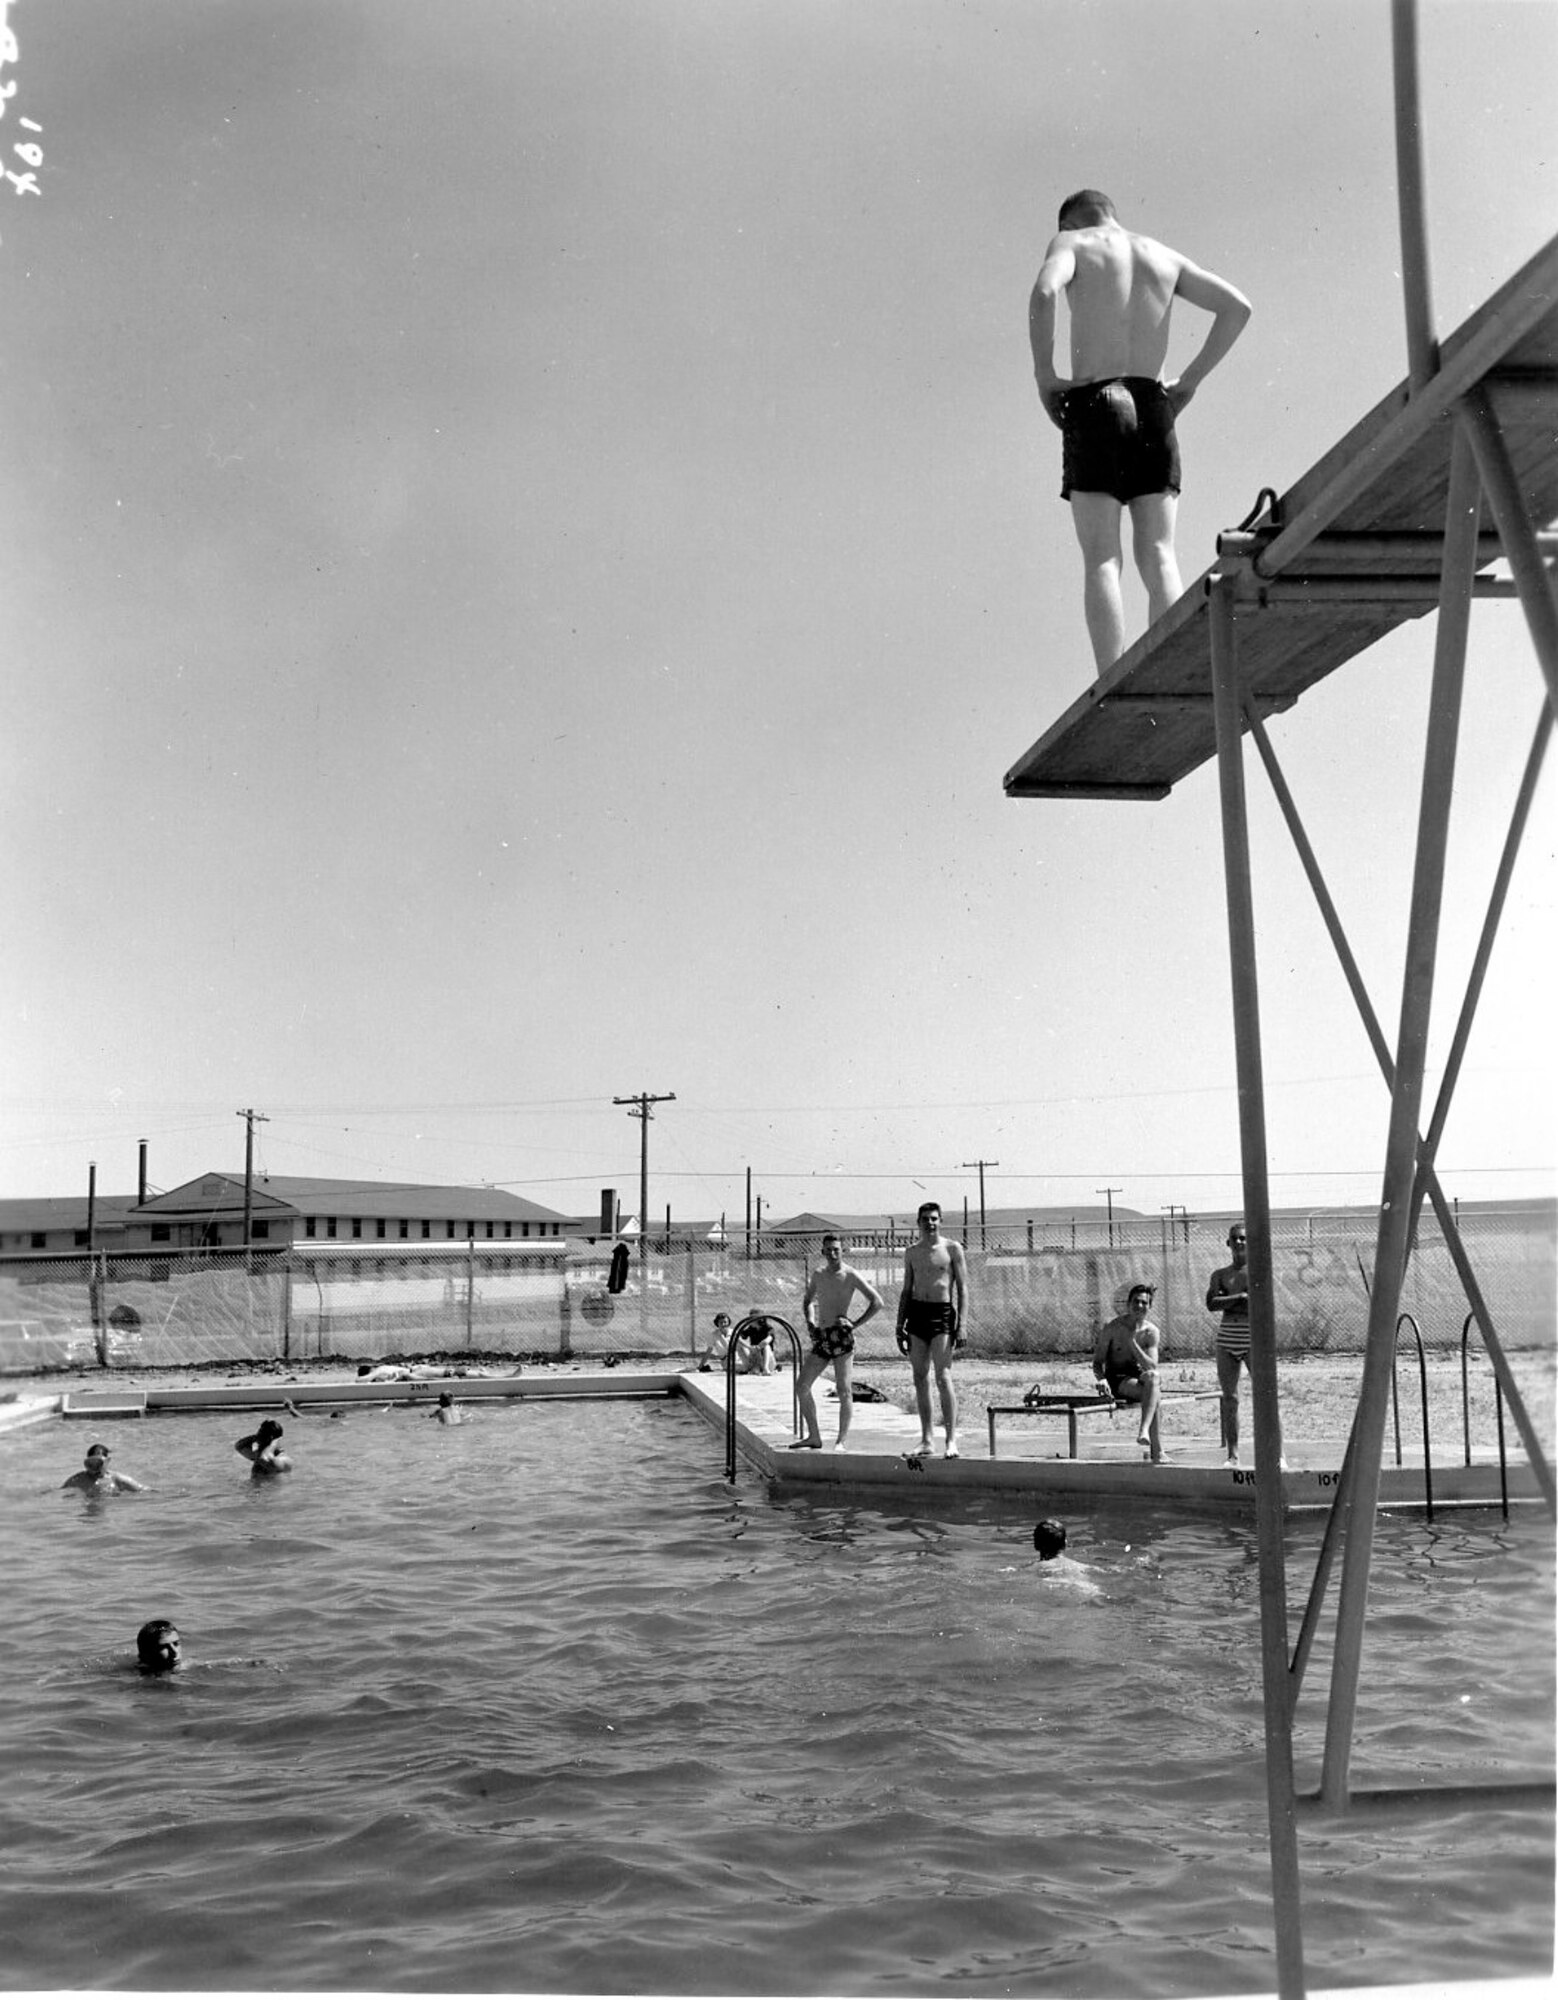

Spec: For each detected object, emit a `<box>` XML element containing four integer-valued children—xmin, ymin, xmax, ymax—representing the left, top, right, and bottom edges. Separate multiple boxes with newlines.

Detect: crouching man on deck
<box><xmin>1092</xmin><ymin>1282</ymin><xmax>1164</xmax><ymax>1463</ymax></box>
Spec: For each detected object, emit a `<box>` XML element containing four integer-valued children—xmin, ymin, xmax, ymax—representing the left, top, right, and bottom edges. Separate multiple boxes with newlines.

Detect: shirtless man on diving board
<box><xmin>1029</xmin><ymin>189</ymin><xmax>1251</xmax><ymax>674</ymax></box>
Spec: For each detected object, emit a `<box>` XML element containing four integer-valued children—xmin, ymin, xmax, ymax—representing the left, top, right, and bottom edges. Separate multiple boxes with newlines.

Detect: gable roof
<box><xmin>132</xmin><ymin>1174</ymin><xmax>570</xmax><ymax>1225</ymax></box>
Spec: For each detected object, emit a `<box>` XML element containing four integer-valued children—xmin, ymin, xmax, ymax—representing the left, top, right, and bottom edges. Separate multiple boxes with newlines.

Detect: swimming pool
<box><xmin>3</xmin><ymin>1399</ymin><xmax>1552</xmax><ymax>1993</ymax></box>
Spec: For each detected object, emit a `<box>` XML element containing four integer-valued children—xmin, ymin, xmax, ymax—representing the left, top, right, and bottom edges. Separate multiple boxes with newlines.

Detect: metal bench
<box><xmin>988</xmin><ymin>1389</ymin><xmax>1221</xmax><ymax>1459</ymax></box>
<box><xmin>987</xmin><ymin>1393</ymin><xmax>1123</xmax><ymax>1459</ymax></box>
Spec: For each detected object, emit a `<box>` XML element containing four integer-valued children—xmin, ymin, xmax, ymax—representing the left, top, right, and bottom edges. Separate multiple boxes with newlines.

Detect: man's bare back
<box><xmin>1052</xmin><ymin>225</ymin><xmax>1181</xmax><ymax>387</ymax></box>
<box><xmin>1032</xmin><ymin>217</ymin><xmax>1249</xmax><ymax>419</ymax></box>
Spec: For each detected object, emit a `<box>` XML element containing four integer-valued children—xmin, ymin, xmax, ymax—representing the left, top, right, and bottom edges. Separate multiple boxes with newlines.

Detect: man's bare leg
<box><xmin>833</xmin><ymin>1353</ymin><xmax>853</xmax><ymax>1449</ymax></box>
<box><xmin>909</xmin><ymin>1346</ymin><xmax>935</xmax><ymax>1451</ymax></box>
<box><xmin>1069</xmin><ymin>491</ymin><xmax>1126</xmax><ymax>672</ymax></box>
<box><xmin>1134</xmin><ymin>1366</ymin><xmax>1161</xmax><ymax>1448</ymax></box>
<box><xmin>795</xmin><ymin>1351</ymin><xmax>826</xmax><ymax>1447</ymax></box>
<box><xmin>932</xmin><ymin>1336</ymin><xmax>959</xmax><ymax>1456</ymax></box>
<box><xmin>1129</xmin><ymin>491</ymin><xmax>1182</xmax><ymax>625</ymax></box>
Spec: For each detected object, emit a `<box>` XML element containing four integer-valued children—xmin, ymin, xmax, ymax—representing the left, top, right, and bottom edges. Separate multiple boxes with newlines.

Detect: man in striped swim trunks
<box><xmin>793</xmin><ymin>1233</ymin><xmax>883</xmax><ymax>1452</ymax></box>
<box><xmin>1205</xmin><ymin>1223</ymin><xmax>1250</xmax><ymax>1467</ymax></box>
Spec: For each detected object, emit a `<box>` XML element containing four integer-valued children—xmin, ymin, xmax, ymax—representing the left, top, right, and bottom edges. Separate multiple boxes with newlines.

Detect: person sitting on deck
<box><xmin>1029</xmin><ymin>188</ymin><xmax>1251</xmax><ymax>673</ymax></box>
<box><xmin>62</xmin><ymin>1442</ymin><xmax>146</xmax><ymax>1495</ymax></box>
<box><xmin>705</xmin><ymin>1312</ymin><xmax>774</xmax><ymax>1375</ymax></box>
<box><xmin>1091</xmin><ymin>1283</ymin><xmax>1164</xmax><ymax>1462</ymax></box>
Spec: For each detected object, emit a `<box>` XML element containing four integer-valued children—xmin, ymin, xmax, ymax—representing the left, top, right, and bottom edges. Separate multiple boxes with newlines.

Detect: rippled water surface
<box><xmin>2</xmin><ymin>1399</ymin><xmax>1551</xmax><ymax>1994</ymax></box>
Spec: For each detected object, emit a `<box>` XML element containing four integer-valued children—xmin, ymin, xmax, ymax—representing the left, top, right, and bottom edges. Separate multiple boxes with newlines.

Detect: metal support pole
<box><xmin>1245</xmin><ymin>701</ymin><xmax>1555</xmax><ymax>1514</ymax></box>
<box><xmin>1208</xmin><ymin>579</ymin><xmax>1306</xmax><ymax>1998</ymax></box>
<box><xmin>1412</xmin><ymin>707</ymin><xmax>1552</xmax><ymax>1223</ymax></box>
<box><xmin>1321</xmin><ymin>425</ymin><xmax>1482</xmax><ymax>1807</ymax></box>
<box><xmin>1392</xmin><ymin>0</ymin><xmax>1439</xmax><ymax>389</ymax></box>
<box><xmin>1458</xmin><ymin>386</ymin><xmax>1558</xmax><ymax>718</ymax></box>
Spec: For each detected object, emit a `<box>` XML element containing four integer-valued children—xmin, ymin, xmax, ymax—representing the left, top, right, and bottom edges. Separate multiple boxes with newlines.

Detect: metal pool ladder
<box><xmin>725</xmin><ymin>1312</ymin><xmax>802</xmax><ymax>1481</ymax></box>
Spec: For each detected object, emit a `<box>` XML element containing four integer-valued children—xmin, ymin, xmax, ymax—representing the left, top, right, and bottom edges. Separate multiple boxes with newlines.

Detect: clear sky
<box><xmin>2</xmin><ymin>0</ymin><xmax>1554</xmax><ymax>1225</ymax></box>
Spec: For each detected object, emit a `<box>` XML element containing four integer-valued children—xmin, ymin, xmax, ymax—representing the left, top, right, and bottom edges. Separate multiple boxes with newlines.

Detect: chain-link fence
<box><xmin>0</xmin><ymin>1207</ymin><xmax>1550</xmax><ymax>1375</ymax></box>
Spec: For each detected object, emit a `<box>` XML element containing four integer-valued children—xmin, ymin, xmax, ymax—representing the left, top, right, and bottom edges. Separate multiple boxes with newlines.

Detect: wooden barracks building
<box><xmin>0</xmin><ymin>1175</ymin><xmax>575</xmax><ymax>1260</ymax></box>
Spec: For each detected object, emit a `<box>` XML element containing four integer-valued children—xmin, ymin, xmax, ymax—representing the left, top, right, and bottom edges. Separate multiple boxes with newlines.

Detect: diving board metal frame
<box><xmin>1004</xmin><ymin>7</ymin><xmax>1557</xmax><ymax>1994</ymax></box>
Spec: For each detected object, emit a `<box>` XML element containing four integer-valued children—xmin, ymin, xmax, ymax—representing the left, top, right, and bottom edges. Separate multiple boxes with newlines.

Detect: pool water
<box><xmin>2</xmin><ymin>1399</ymin><xmax>1551</xmax><ymax>1994</ymax></box>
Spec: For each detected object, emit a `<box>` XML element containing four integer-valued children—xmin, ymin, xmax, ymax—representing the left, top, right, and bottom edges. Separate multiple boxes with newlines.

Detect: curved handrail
<box><xmin>1460</xmin><ymin>1310</ymin><xmax>1510</xmax><ymax>1520</ymax></box>
<box><xmin>1390</xmin><ymin>1311</ymin><xmax>1434</xmax><ymax>1522</ymax></box>
<box><xmin>725</xmin><ymin>1312</ymin><xmax>803</xmax><ymax>1482</ymax></box>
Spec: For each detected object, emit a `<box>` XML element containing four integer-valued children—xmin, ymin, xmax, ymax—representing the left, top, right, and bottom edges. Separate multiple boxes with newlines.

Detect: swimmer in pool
<box><xmin>1031</xmin><ymin>1519</ymin><xmax>1101</xmax><ymax>1594</ymax></box>
<box><xmin>235</xmin><ymin>1419</ymin><xmax>292</xmax><ymax>1477</ymax></box>
<box><xmin>1029</xmin><ymin>188</ymin><xmax>1251</xmax><ymax>672</ymax></box>
<box><xmin>136</xmin><ymin>1619</ymin><xmax>183</xmax><ymax>1674</ymax></box>
<box><xmin>62</xmin><ymin>1442</ymin><xmax>146</xmax><ymax>1494</ymax></box>
<box><xmin>429</xmin><ymin>1392</ymin><xmax>462</xmax><ymax>1425</ymax></box>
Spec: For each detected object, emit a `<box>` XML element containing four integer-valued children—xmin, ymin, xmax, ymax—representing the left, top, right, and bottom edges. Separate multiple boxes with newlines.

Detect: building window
<box><xmin>398</xmin><ymin>1220</ymin><xmax>408</xmax><ymax>1240</ymax></box>
<box><xmin>503</xmin><ymin>1221</ymin><xmax>512</xmax><ymax>1239</ymax></box>
<box><xmin>253</xmin><ymin>1222</ymin><xmax>270</xmax><ymax>1241</ymax></box>
<box><xmin>326</xmin><ymin>1217</ymin><xmax>338</xmax><ymax>1240</ymax></box>
<box><xmin>485</xmin><ymin>1221</ymin><xmax>495</xmax><ymax>1240</ymax></box>
<box><xmin>74</xmin><ymin>1231</ymin><xmax>89</xmax><ymax>1247</ymax></box>
<box><xmin>30</xmin><ymin>1232</ymin><xmax>45</xmax><ymax>1249</ymax></box>
<box><xmin>521</xmin><ymin>1222</ymin><xmax>530</xmax><ymax>1239</ymax></box>
<box><xmin>351</xmin><ymin>1218</ymin><xmax>363</xmax><ymax>1240</ymax></box>
<box><xmin>151</xmin><ymin>1225</ymin><xmax>171</xmax><ymax>1244</ymax></box>
<box><xmin>421</xmin><ymin>1220</ymin><xmax>431</xmax><ymax>1240</ymax></box>
<box><xmin>305</xmin><ymin>1218</ymin><xmax>317</xmax><ymax>1240</ymax></box>
<box><xmin>446</xmin><ymin>1221</ymin><xmax>456</xmax><ymax>1240</ymax></box>
<box><xmin>375</xmin><ymin>1219</ymin><xmax>387</xmax><ymax>1240</ymax></box>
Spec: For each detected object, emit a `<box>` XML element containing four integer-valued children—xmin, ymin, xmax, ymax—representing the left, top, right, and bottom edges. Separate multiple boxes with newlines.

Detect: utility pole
<box><xmin>1162</xmin><ymin>1202</ymin><xmax>1189</xmax><ymax>1246</ymax></box>
<box><xmin>962</xmin><ymin>1158</ymin><xmax>999</xmax><ymax>1248</ymax></box>
<box><xmin>237</xmin><ymin>1108</ymin><xmax>269</xmax><ymax>1261</ymax></box>
<box><xmin>613</xmin><ymin>1092</ymin><xmax>675</xmax><ymax>1262</ymax></box>
<box><xmin>1095</xmin><ymin>1185</ymin><xmax>1121</xmax><ymax>1248</ymax></box>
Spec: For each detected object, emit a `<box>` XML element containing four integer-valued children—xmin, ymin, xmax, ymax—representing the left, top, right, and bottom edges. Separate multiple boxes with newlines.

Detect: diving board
<box><xmin>1004</xmin><ymin>229</ymin><xmax>1558</xmax><ymax>801</ymax></box>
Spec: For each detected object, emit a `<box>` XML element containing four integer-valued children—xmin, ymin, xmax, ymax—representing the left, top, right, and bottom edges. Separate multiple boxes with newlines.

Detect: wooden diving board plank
<box><xmin>1005</xmin><ymin>232</ymin><xmax>1558</xmax><ymax>802</ymax></box>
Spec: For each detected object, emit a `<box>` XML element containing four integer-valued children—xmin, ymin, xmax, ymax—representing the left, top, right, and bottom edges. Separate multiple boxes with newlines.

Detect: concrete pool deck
<box><xmin>6</xmin><ymin>1363</ymin><xmax>1539</xmax><ymax>1514</ymax></box>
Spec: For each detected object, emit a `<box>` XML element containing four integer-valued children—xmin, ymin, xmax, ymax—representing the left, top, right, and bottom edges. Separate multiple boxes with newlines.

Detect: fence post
<box><xmin>466</xmin><ymin>1235</ymin><xmax>475</xmax><ymax>1349</ymax></box>
<box><xmin>687</xmin><ymin>1246</ymin><xmax>697</xmax><ymax>1355</ymax></box>
<box><xmin>93</xmin><ymin>1252</ymin><xmax>109</xmax><ymax>1368</ymax></box>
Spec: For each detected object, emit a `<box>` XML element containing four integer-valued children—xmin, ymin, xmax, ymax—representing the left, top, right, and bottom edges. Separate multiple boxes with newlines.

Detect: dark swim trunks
<box><xmin>903</xmin><ymin>1300</ymin><xmax>959</xmax><ymax>1347</ymax></box>
<box><xmin>810</xmin><ymin>1319</ymin><xmax>855</xmax><ymax>1361</ymax></box>
<box><xmin>1103</xmin><ymin>1361</ymin><xmax>1141</xmax><ymax>1398</ymax></box>
<box><xmin>1060</xmin><ymin>376</ymin><xmax>1181</xmax><ymax>503</ymax></box>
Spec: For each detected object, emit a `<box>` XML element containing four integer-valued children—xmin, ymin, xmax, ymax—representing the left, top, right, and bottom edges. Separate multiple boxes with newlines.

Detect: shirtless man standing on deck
<box><xmin>1029</xmin><ymin>189</ymin><xmax>1251</xmax><ymax>673</ymax></box>
<box><xmin>896</xmin><ymin>1203</ymin><xmax>969</xmax><ymax>1459</ymax></box>
<box><xmin>794</xmin><ymin>1232</ymin><xmax>884</xmax><ymax>1452</ymax></box>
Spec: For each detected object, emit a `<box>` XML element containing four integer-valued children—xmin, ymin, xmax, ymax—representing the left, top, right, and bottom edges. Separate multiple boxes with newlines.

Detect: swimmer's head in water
<box><xmin>1033</xmin><ymin>1519</ymin><xmax>1068</xmax><ymax>1561</ymax></box>
<box><xmin>84</xmin><ymin>1442</ymin><xmax>111</xmax><ymax>1470</ymax></box>
<box><xmin>1058</xmin><ymin>188</ymin><xmax>1116</xmax><ymax>230</ymax></box>
<box><xmin>137</xmin><ymin>1619</ymin><xmax>182</xmax><ymax>1672</ymax></box>
<box><xmin>255</xmin><ymin>1420</ymin><xmax>284</xmax><ymax>1446</ymax></box>
<box><xmin>437</xmin><ymin>1392</ymin><xmax>453</xmax><ymax>1407</ymax></box>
